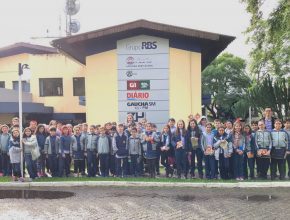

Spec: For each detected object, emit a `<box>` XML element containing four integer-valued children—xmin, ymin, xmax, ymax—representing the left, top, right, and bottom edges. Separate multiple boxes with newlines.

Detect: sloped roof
<box><xmin>0</xmin><ymin>42</ymin><xmax>57</xmax><ymax>58</ymax></box>
<box><xmin>51</xmin><ymin>19</ymin><xmax>235</xmax><ymax>70</ymax></box>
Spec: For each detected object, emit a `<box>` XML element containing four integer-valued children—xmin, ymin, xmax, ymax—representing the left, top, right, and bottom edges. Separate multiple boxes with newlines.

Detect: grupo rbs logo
<box><xmin>125</xmin><ymin>41</ymin><xmax>158</xmax><ymax>51</ymax></box>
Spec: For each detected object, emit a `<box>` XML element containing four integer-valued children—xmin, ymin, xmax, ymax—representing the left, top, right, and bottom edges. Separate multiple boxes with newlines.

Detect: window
<box><xmin>73</xmin><ymin>77</ymin><xmax>85</xmax><ymax>96</ymax></box>
<box><xmin>0</xmin><ymin>81</ymin><xmax>5</xmax><ymax>88</ymax></box>
<box><xmin>12</xmin><ymin>81</ymin><xmax>30</xmax><ymax>92</ymax></box>
<box><xmin>39</xmin><ymin>78</ymin><xmax>63</xmax><ymax>97</ymax></box>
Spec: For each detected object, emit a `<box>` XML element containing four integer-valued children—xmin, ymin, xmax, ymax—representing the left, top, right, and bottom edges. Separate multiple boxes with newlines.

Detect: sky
<box><xmin>0</xmin><ymin>0</ymin><xmax>278</xmax><ymax>60</ymax></box>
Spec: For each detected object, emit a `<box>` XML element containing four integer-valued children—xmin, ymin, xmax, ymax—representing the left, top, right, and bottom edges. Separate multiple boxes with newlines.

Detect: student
<box><xmin>59</xmin><ymin>125</ymin><xmax>73</xmax><ymax>177</ymax></box>
<box><xmin>23</xmin><ymin>127</ymin><xmax>38</xmax><ymax>180</ymax></box>
<box><xmin>225</xmin><ymin>121</ymin><xmax>233</xmax><ymax>135</ymax></box>
<box><xmin>198</xmin><ymin>116</ymin><xmax>207</xmax><ymax>133</ymax></box>
<box><xmin>232</xmin><ymin>122</ymin><xmax>245</xmax><ymax>180</ymax></box>
<box><xmin>251</xmin><ymin>121</ymin><xmax>259</xmax><ymax>133</ymax></box>
<box><xmin>0</xmin><ymin>124</ymin><xmax>11</xmax><ymax>176</ymax></box>
<box><xmin>160</xmin><ymin>125</ymin><xmax>174</xmax><ymax>178</ymax></box>
<box><xmin>44</xmin><ymin>127</ymin><xmax>60</xmax><ymax>177</ymax></box>
<box><xmin>80</xmin><ymin>123</ymin><xmax>88</xmax><ymax>176</ymax></box>
<box><xmin>270</xmin><ymin>119</ymin><xmax>289</xmax><ymax>180</ymax></box>
<box><xmin>96</xmin><ymin>127</ymin><xmax>112</xmax><ymax>177</ymax></box>
<box><xmin>213</xmin><ymin>126</ymin><xmax>233</xmax><ymax>180</ymax></box>
<box><xmin>141</xmin><ymin>123</ymin><xmax>160</xmax><ymax>178</ymax></box>
<box><xmin>128</xmin><ymin>127</ymin><xmax>142</xmax><ymax>177</ymax></box>
<box><xmin>243</xmin><ymin>125</ymin><xmax>255</xmax><ymax>179</ymax></box>
<box><xmin>168</xmin><ymin>118</ymin><xmax>176</xmax><ymax>134</ymax></box>
<box><xmin>8</xmin><ymin>129</ymin><xmax>23</xmax><ymax>182</ymax></box>
<box><xmin>201</xmin><ymin>123</ymin><xmax>216</xmax><ymax>179</ymax></box>
<box><xmin>284</xmin><ymin>119</ymin><xmax>290</xmax><ymax>178</ymax></box>
<box><xmin>113</xmin><ymin>124</ymin><xmax>128</xmax><ymax>178</ymax></box>
<box><xmin>72</xmin><ymin>126</ymin><xmax>84</xmax><ymax>177</ymax></box>
<box><xmin>212</xmin><ymin>119</ymin><xmax>222</xmax><ymax>136</ymax></box>
<box><xmin>172</xmin><ymin>120</ymin><xmax>188</xmax><ymax>179</ymax></box>
<box><xmin>186</xmin><ymin>119</ymin><xmax>203</xmax><ymax>179</ymax></box>
<box><xmin>255</xmin><ymin>120</ymin><xmax>272</xmax><ymax>179</ymax></box>
<box><xmin>84</xmin><ymin>125</ymin><xmax>98</xmax><ymax>177</ymax></box>
<box><xmin>151</xmin><ymin>123</ymin><xmax>161</xmax><ymax>175</ymax></box>
<box><xmin>109</xmin><ymin>127</ymin><xmax>117</xmax><ymax>177</ymax></box>
<box><xmin>35</xmin><ymin>124</ymin><xmax>47</xmax><ymax>177</ymax></box>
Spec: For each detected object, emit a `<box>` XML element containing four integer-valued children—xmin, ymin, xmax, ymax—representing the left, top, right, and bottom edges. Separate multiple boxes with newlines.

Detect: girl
<box><xmin>59</xmin><ymin>125</ymin><xmax>73</xmax><ymax>177</ymax></box>
<box><xmin>72</xmin><ymin>126</ymin><xmax>84</xmax><ymax>177</ymax></box>
<box><xmin>201</xmin><ymin>123</ymin><xmax>216</xmax><ymax>179</ymax></box>
<box><xmin>270</xmin><ymin>119</ymin><xmax>289</xmax><ymax>180</ymax></box>
<box><xmin>232</xmin><ymin>122</ymin><xmax>245</xmax><ymax>180</ymax></box>
<box><xmin>160</xmin><ymin>125</ymin><xmax>174</xmax><ymax>177</ymax></box>
<box><xmin>23</xmin><ymin>127</ymin><xmax>38</xmax><ymax>180</ymax></box>
<box><xmin>198</xmin><ymin>116</ymin><xmax>207</xmax><ymax>133</ymax></box>
<box><xmin>172</xmin><ymin>120</ymin><xmax>188</xmax><ymax>179</ymax></box>
<box><xmin>8</xmin><ymin>129</ymin><xmax>23</xmax><ymax>182</ymax></box>
<box><xmin>255</xmin><ymin>120</ymin><xmax>272</xmax><ymax>179</ymax></box>
<box><xmin>213</xmin><ymin>126</ymin><xmax>233</xmax><ymax>180</ymax></box>
<box><xmin>141</xmin><ymin>123</ymin><xmax>160</xmax><ymax>178</ymax></box>
<box><xmin>35</xmin><ymin>124</ymin><xmax>48</xmax><ymax>177</ymax></box>
<box><xmin>243</xmin><ymin>125</ymin><xmax>255</xmax><ymax>179</ymax></box>
<box><xmin>186</xmin><ymin>119</ymin><xmax>203</xmax><ymax>179</ymax></box>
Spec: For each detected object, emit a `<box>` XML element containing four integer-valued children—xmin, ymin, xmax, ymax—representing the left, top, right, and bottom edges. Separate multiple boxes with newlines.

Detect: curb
<box><xmin>1</xmin><ymin>181</ymin><xmax>290</xmax><ymax>188</ymax></box>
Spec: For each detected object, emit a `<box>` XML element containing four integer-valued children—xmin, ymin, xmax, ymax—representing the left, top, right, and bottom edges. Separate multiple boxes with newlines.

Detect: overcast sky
<box><xmin>0</xmin><ymin>0</ymin><xmax>278</xmax><ymax>60</ymax></box>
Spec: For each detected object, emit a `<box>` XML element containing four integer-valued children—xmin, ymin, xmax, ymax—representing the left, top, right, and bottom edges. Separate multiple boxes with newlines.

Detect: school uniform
<box><xmin>72</xmin><ymin>134</ymin><xmax>84</xmax><ymax>175</ymax></box>
<box><xmin>59</xmin><ymin>135</ymin><xmax>73</xmax><ymax>177</ymax></box>
<box><xmin>186</xmin><ymin>129</ymin><xmax>203</xmax><ymax>178</ymax></box>
<box><xmin>36</xmin><ymin>133</ymin><xmax>47</xmax><ymax>176</ymax></box>
<box><xmin>160</xmin><ymin>132</ymin><xmax>174</xmax><ymax>177</ymax></box>
<box><xmin>232</xmin><ymin>132</ymin><xmax>245</xmax><ymax>179</ymax></box>
<box><xmin>97</xmin><ymin>134</ymin><xmax>111</xmax><ymax>177</ymax></box>
<box><xmin>201</xmin><ymin>132</ymin><xmax>216</xmax><ymax>179</ymax></box>
<box><xmin>255</xmin><ymin>130</ymin><xmax>272</xmax><ymax>179</ymax></box>
<box><xmin>80</xmin><ymin>132</ymin><xmax>88</xmax><ymax>175</ymax></box>
<box><xmin>270</xmin><ymin>129</ymin><xmax>289</xmax><ymax>180</ymax></box>
<box><xmin>128</xmin><ymin>136</ymin><xmax>142</xmax><ymax>177</ymax></box>
<box><xmin>213</xmin><ymin>133</ymin><xmax>233</xmax><ymax>180</ymax></box>
<box><xmin>23</xmin><ymin>135</ymin><xmax>38</xmax><ymax>179</ymax></box>
<box><xmin>8</xmin><ymin>138</ymin><xmax>21</xmax><ymax>178</ymax></box>
<box><xmin>155</xmin><ymin>131</ymin><xmax>162</xmax><ymax>175</ymax></box>
<box><xmin>243</xmin><ymin>133</ymin><xmax>256</xmax><ymax>179</ymax></box>
<box><xmin>284</xmin><ymin>129</ymin><xmax>290</xmax><ymax>177</ymax></box>
<box><xmin>141</xmin><ymin>131</ymin><xmax>160</xmax><ymax>178</ymax></box>
<box><xmin>84</xmin><ymin>133</ymin><xmax>97</xmax><ymax>177</ymax></box>
<box><xmin>44</xmin><ymin>135</ymin><xmax>60</xmax><ymax>177</ymax></box>
<box><xmin>113</xmin><ymin>132</ymin><xmax>128</xmax><ymax>177</ymax></box>
<box><xmin>0</xmin><ymin>133</ymin><xmax>11</xmax><ymax>176</ymax></box>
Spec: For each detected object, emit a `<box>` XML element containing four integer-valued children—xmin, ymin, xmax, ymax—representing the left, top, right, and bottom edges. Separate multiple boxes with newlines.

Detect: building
<box><xmin>51</xmin><ymin>19</ymin><xmax>235</xmax><ymax>127</ymax></box>
<box><xmin>0</xmin><ymin>42</ymin><xmax>86</xmax><ymax>125</ymax></box>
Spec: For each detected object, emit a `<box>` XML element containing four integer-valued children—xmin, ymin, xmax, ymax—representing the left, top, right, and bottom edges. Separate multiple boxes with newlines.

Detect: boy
<box><xmin>0</xmin><ymin>124</ymin><xmax>11</xmax><ymax>176</ymax></box>
<box><xmin>44</xmin><ymin>127</ymin><xmax>60</xmax><ymax>177</ymax></box>
<box><xmin>128</xmin><ymin>127</ymin><xmax>142</xmax><ymax>177</ymax></box>
<box><xmin>113</xmin><ymin>124</ymin><xmax>128</xmax><ymax>177</ymax></box>
<box><xmin>168</xmin><ymin>118</ymin><xmax>176</xmax><ymax>134</ymax></box>
<box><xmin>72</xmin><ymin>126</ymin><xmax>84</xmax><ymax>177</ymax></box>
<box><xmin>84</xmin><ymin>125</ymin><xmax>97</xmax><ymax>177</ymax></box>
<box><xmin>96</xmin><ymin>127</ymin><xmax>112</xmax><ymax>177</ymax></box>
<box><xmin>251</xmin><ymin>121</ymin><xmax>259</xmax><ymax>133</ymax></box>
<box><xmin>283</xmin><ymin>119</ymin><xmax>290</xmax><ymax>178</ymax></box>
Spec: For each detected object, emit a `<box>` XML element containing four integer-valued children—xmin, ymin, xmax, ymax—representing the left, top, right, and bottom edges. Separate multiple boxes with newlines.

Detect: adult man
<box><xmin>261</xmin><ymin>107</ymin><xmax>276</xmax><ymax>132</ymax></box>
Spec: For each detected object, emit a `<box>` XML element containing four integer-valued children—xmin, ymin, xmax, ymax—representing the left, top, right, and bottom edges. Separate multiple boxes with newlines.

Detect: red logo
<box><xmin>127</xmin><ymin>81</ymin><xmax>140</xmax><ymax>90</ymax></box>
<box><xmin>126</xmin><ymin>56</ymin><xmax>134</xmax><ymax>65</ymax></box>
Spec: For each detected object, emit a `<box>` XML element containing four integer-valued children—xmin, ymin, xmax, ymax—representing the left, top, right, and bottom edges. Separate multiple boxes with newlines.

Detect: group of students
<box><xmin>0</xmin><ymin>107</ymin><xmax>289</xmax><ymax>182</ymax></box>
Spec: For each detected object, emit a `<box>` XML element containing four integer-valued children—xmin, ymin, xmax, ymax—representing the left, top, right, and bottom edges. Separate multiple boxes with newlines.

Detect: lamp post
<box><xmin>18</xmin><ymin>63</ymin><xmax>29</xmax><ymax>179</ymax></box>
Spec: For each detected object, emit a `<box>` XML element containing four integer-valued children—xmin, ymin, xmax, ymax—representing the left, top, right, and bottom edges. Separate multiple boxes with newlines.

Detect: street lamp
<box><xmin>18</xmin><ymin>63</ymin><xmax>30</xmax><ymax>179</ymax></box>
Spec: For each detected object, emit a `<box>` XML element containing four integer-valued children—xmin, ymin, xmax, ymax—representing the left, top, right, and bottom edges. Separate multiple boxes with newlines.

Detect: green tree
<box><xmin>202</xmin><ymin>53</ymin><xmax>251</xmax><ymax>120</ymax></box>
<box><xmin>241</xmin><ymin>0</ymin><xmax>290</xmax><ymax>79</ymax></box>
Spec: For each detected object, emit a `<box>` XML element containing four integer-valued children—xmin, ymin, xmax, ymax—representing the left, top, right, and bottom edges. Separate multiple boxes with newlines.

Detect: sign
<box><xmin>117</xmin><ymin>35</ymin><xmax>169</xmax><ymax>128</ymax></box>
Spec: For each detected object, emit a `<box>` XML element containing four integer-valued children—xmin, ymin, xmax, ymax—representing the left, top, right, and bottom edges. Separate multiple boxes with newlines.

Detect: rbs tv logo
<box><xmin>141</xmin><ymin>41</ymin><xmax>157</xmax><ymax>50</ymax></box>
<box><xmin>127</xmin><ymin>80</ymin><xmax>150</xmax><ymax>90</ymax></box>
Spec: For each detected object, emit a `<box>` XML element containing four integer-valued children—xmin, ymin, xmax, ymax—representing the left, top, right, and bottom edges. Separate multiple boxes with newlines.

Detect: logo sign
<box><xmin>126</xmin><ymin>70</ymin><xmax>137</xmax><ymax>77</ymax></box>
<box><xmin>128</xmin><ymin>112</ymin><xmax>146</xmax><ymax>121</ymax></box>
<box><xmin>127</xmin><ymin>101</ymin><xmax>156</xmax><ymax>110</ymax></box>
<box><xmin>141</xmin><ymin>41</ymin><xmax>157</xmax><ymax>49</ymax></box>
<box><xmin>126</xmin><ymin>56</ymin><xmax>134</xmax><ymax>65</ymax></box>
<box><xmin>127</xmin><ymin>80</ymin><xmax>150</xmax><ymax>90</ymax></box>
<box><xmin>127</xmin><ymin>92</ymin><xmax>149</xmax><ymax>100</ymax></box>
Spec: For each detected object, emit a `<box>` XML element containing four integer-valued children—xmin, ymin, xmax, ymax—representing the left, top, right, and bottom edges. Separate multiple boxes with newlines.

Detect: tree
<box><xmin>241</xmin><ymin>0</ymin><xmax>290</xmax><ymax>79</ymax></box>
<box><xmin>202</xmin><ymin>53</ymin><xmax>251</xmax><ymax>120</ymax></box>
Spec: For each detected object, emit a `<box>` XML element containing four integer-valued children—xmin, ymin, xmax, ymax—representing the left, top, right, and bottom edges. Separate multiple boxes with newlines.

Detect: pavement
<box><xmin>0</xmin><ymin>186</ymin><xmax>289</xmax><ymax>219</ymax></box>
<box><xmin>2</xmin><ymin>180</ymin><xmax>290</xmax><ymax>188</ymax></box>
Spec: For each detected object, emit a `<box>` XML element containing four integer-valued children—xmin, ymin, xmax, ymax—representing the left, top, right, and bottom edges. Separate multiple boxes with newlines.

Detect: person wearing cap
<box><xmin>0</xmin><ymin>124</ymin><xmax>11</xmax><ymax>176</ymax></box>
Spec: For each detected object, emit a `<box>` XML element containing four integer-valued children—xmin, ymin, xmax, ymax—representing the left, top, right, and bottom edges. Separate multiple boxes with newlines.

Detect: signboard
<box><xmin>117</xmin><ymin>35</ymin><xmax>169</xmax><ymax>128</ymax></box>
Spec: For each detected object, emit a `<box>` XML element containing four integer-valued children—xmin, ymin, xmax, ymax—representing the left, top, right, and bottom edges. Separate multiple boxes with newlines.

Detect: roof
<box><xmin>0</xmin><ymin>42</ymin><xmax>57</xmax><ymax>58</ymax></box>
<box><xmin>51</xmin><ymin>19</ymin><xmax>235</xmax><ymax>70</ymax></box>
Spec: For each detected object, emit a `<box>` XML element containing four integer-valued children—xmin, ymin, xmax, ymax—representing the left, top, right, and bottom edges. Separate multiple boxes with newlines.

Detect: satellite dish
<box><xmin>65</xmin><ymin>0</ymin><xmax>80</xmax><ymax>15</ymax></box>
<box><xmin>69</xmin><ymin>19</ymin><xmax>80</xmax><ymax>33</ymax></box>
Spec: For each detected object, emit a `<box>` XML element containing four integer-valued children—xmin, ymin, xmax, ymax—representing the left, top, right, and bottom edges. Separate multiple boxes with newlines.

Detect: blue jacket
<box><xmin>36</xmin><ymin>133</ymin><xmax>47</xmax><ymax>152</ymax></box>
<box><xmin>172</xmin><ymin>132</ymin><xmax>188</xmax><ymax>152</ymax></box>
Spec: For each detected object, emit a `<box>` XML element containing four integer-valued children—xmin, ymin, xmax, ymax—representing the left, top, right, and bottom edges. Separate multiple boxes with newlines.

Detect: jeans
<box><xmin>271</xmin><ymin>158</ymin><xmax>286</xmax><ymax>179</ymax></box>
<box><xmin>58</xmin><ymin>154</ymin><xmax>71</xmax><ymax>177</ymax></box>
<box><xmin>234</xmin><ymin>152</ymin><xmax>244</xmax><ymax>178</ymax></box>
<box><xmin>189</xmin><ymin>148</ymin><xmax>203</xmax><ymax>177</ymax></box>
<box><xmin>1</xmin><ymin>153</ymin><xmax>11</xmax><ymax>176</ymax></box>
<box><xmin>219</xmin><ymin>154</ymin><xmax>230</xmax><ymax>180</ymax></box>
<box><xmin>48</xmin><ymin>154</ymin><xmax>58</xmax><ymax>177</ymax></box>
<box><xmin>243</xmin><ymin>152</ymin><xmax>255</xmax><ymax>179</ymax></box>
<box><xmin>130</xmin><ymin>154</ymin><xmax>139</xmax><ymax>177</ymax></box>
<box><xmin>12</xmin><ymin>163</ymin><xmax>21</xmax><ymax>177</ymax></box>
<box><xmin>175</xmin><ymin>149</ymin><xmax>187</xmax><ymax>178</ymax></box>
<box><xmin>87</xmin><ymin>151</ymin><xmax>97</xmax><ymax>177</ymax></box>
<box><xmin>115</xmin><ymin>157</ymin><xmax>128</xmax><ymax>177</ymax></box>
<box><xmin>99</xmin><ymin>154</ymin><xmax>109</xmax><ymax>177</ymax></box>
<box><xmin>37</xmin><ymin>152</ymin><xmax>46</xmax><ymax>174</ymax></box>
<box><xmin>25</xmin><ymin>154</ymin><xmax>37</xmax><ymax>179</ymax></box>
<box><xmin>204</xmin><ymin>155</ymin><xmax>215</xmax><ymax>179</ymax></box>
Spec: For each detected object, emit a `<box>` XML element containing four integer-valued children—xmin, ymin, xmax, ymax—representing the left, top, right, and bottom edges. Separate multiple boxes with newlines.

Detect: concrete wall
<box><xmin>0</xmin><ymin>88</ymin><xmax>32</xmax><ymax>102</ymax></box>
